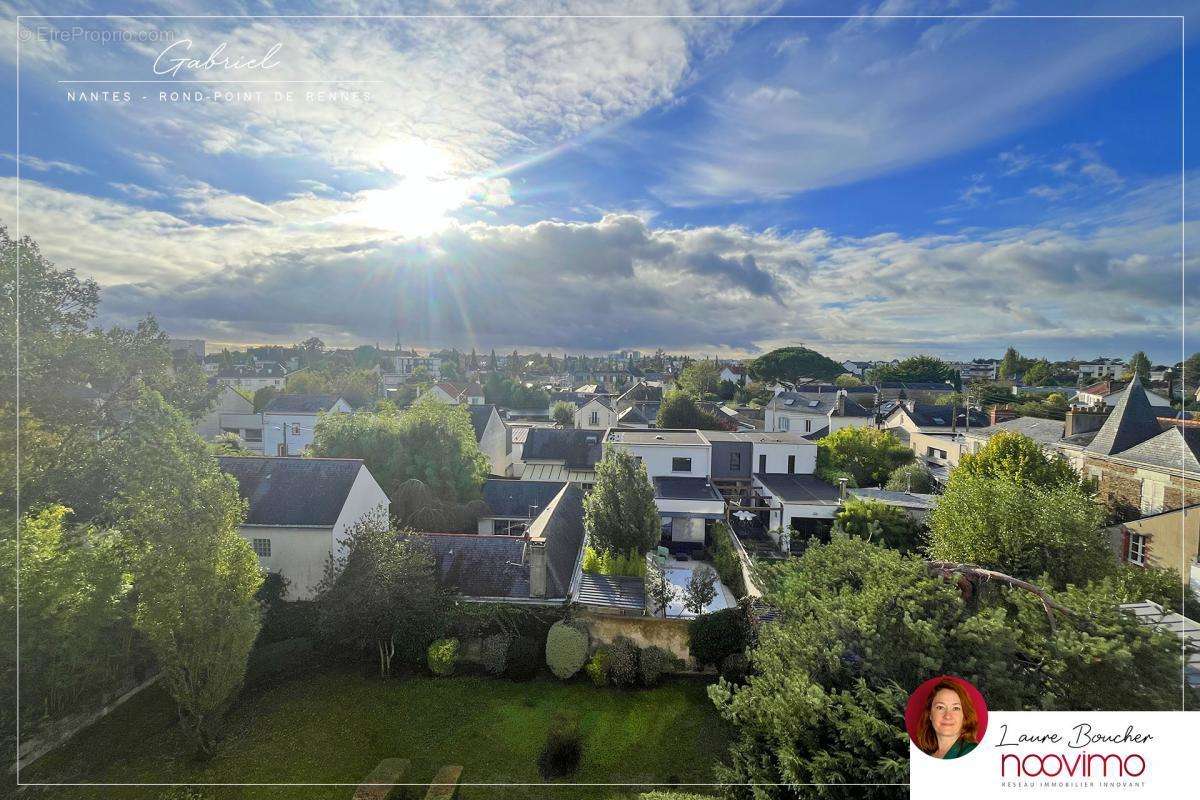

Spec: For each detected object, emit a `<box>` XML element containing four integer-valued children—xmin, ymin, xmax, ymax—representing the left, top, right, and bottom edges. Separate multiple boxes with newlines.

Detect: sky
<box><xmin>0</xmin><ymin>0</ymin><xmax>1197</xmax><ymax>364</ymax></box>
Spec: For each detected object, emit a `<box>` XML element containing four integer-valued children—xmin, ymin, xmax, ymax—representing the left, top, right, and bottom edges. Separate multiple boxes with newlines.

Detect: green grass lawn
<box><xmin>22</xmin><ymin>666</ymin><xmax>729</xmax><ymax>800</ymax></box>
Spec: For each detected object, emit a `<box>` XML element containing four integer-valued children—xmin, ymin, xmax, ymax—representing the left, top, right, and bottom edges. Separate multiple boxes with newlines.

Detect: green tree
<box><xmin>683</xmin><ymin>566</ymin><xmax>718</xmax><ymax>615</ymax></box>
<box><xmin>252</xmin><ymin>385</ymin><xmax>279</xmax><ymax>413</ymax></box>
<box><xmin>834</xmin><ymin>498</ymin><xmax>925</xmax><ymax>553</ymax></box>
<box><xmin>1182</xmin><ymin>352</ymin><xmax>1200</xmax><ymax>392</ymax></box>
<box><xmin>869</xmin><ymin>355</ymin><xmax>961</xmax><ymax>389</ymax></box>
<box><xmin>998</xmin><ymin>346</ymin><xmax>1022</xmax><ymax>380</ymax></box>
<box><xmin>817</xmin><ymin>427</ymin><xmax>914</xmax><ymax>487</ymax></box>
<box><xmin>394</xmin><ymin>397</ymin><xmax>489</xmax><ymax>503</ymax></box>
<box><xmin>108</xmin><ymin>391</ymin><xmax>262</xmax><ymax>756</ymax></box>
<box><xmin>929</xmin><ymin>473</ymin><xmax>1109</xmax><ymax>589</ymax></box>
<box><xmin>678</xmin><ymin>360</ymin><xmax>721</xmax><ymax>397</ymax></box>
<box><xmin>1022</xmin><ymin>358</ymin><xmax>1052</xmax><ymax>386</ymax></box>
<box><xmin>584</xmin><ymin>448</ymin><xmax>661</xmax><ymax>555</ymax></box>
<box><xmin>313</xmin><ymin>410</ymin><xmax>406</xmax><ymax>496</ymax></box>
<box><xmin>550</xmin><ymin>401</ymin><xmax>576</xmax><ymax>427</ymax></box>
<box><xmin>316</xmin><ymin>511</ymin><xmax>448</xmax><ymax>676</ymax></box>
<box><xmin>835</xmin><ymin>374</ymin><xmax>863</xmax><ymax>388</ymax></box>
<box><xmin>747</xmin><ymin>346</ymin><xmax>845</xmax><ymax>383</ymax></box>
<box><xmin>1127</xmin><ymin>351</ymin><xmax>1151</xmax><ymax>382</ymax></box>
<box><xmin>655</xmin><ymin>390</ymin><xmax>727</xmax><ymax>430</ymax></box>
<box><xmin>285</xmin><ymin>370</ymin><xmax>331</xmax><ymax>395</ymax></box>
<box><xmin>956</xmin><ymin>430</ymin><xmax>1082</xmax><ymax>491</ymax></box>
<box><xmin>884</xmin><ymin>463</ymin><xmax>935</xmax><ymax>493</ymax></box>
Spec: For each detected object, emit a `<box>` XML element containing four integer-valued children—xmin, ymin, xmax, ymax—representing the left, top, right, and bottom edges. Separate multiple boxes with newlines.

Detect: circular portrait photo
<box><xmin>904</xmin><ymin>675</ymin><xmax>988</xmax><ymax>760</ymax></box>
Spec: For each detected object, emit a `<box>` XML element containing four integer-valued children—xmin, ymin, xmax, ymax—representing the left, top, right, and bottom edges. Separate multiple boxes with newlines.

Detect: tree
<box><xmin>1127</xmin><ymin>351</ymin><xmax>1151</xmax><ymax>382</ymax></box>
<box><xmin>955</xmin><ymin>430</ymin><xmax>1082</xmax><ymax>491</ymax></box>
<box><xmin>1022</xmin><ymin>358</ymin><xmax>1052</xmax><ymax>386</ymax></box>
<box><xmin>998</xmin><ymin>346</ymin><xmax>1022</xmax><ymax>380</ymax></box>
<box><xmin>928</xmin><ymin>473</ymin><xmax>1110</xmax><ymax>589</ymax></box>
<box><xmin>834</xmin><ymin>498</ymin><xmax>925</xmax><ymax>553</ymax></box>
<box><xmin>316</xmin><ymin>511</ymin><xmax>448</xmax><ymax>677</ymax></box>
<box><xmin>655</xmin><ymin>390</ymin><xmax>728</xmax><ymax>430</ymax></box>
<box><xmin>710</xmin><ymin>536</ymin><xmax>1187</xmax><ymax>793</ymax></box>
<box><xmin>313</xmin><ymin>410</ymin><xmax>406</xmax><ymax>496</ymax></box>
<box><xmin>394</xmin><ymin>397</ymin><xmax>490</xmax><ymax>503</ymax></box>
<box><xmin>1182</xmin><ymin>352</ymin><xmax>1200</xmax><ymax>392</ymax></box>
<box><xmin>678</xmin><ymin>360</ymin><xmax>721</xmax><ymax>397</ymax></box>
<box><xmin>550</xmin><ymin>401</ymin><xmax>576</xmax><ymax>427</ymax></box>
<box><xmin>645</xmin><ymin>559</ymin><xmax>675</xmax><ymax>618</ymax></box>
<box><xmin>108</xmin><ymin>391</ymin><xmax>262</xmax><ymax>756</ymax></box>
<box><xmin>683</xmin><ymin>566</ymin><xmax>718</xmax><ymax>615</ymax></box>
<box><xmin>869</xmin><ymin>355</ymin><xmax>960</xmax><ymax>389</ymax></box>
<box><xmin>835</xmin><ymin>374</ymin><xmax>863</xmax><ymax>388</ymax></box>
<box><xmin>747</xmin><ymin>346</ymin><xmax>845</xmax><ymax>383</ymax></box>
<box><xmin>884</xmin><ymin>463</ymin><xmax>935</xmax><ymax>493</ymax></box>
<box><xmin>584</xmin><ymin>448</ymin><xmax>661</xmax><ymax>555</ymax></box>
<box><xmin>285</xmin><ymin>370</ymin><xmax>331</xmax><ymax>395</ymax></box>
<box><xmin>817</xmin><ymin>427</ymin><xmax>914</xmax><ymax>487</ymax></box>
<box><xmin>252</xmin><ymin>385</ymin><xmax>279</xmax><ymax>413</ymax></box>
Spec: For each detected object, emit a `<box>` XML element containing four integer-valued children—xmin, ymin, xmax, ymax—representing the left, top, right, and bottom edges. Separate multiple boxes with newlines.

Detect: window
<box><xmin>1140</xmin><ymin>480</ymin><xmax>1166</xmax><ymax>516</ymax></box>
<box><xmin>926</xmin><ymin>446</ymin><xmax>948</xmax><ymax>460</ymax></box>
<box><xmin>1127</xmin><ymin>533</ymin><xmax>1147</xmax><ymax>566</ymax></box>
<box><xmin>804</xmin><ymin>419</ymin><xmax>812</xmax><ymax>433</ymax></box>
<box><xmin>243</xmin><ymin>428</ymin><xmax>263</xmax><ymax>442</ymax></box>
<box><xmin>496</xmin><ymin>519</ymin><xmax>528</xmax><ymax>536</ymax></box>
<box><xmin>672</xmin><ymin>457</ymin><xmax>692</xmax><ymax>472</ymax></box>
<box><xmin>291</xmin><ymin>423</ymin><xmax>301</xmax><ymax>436</ymax></box>
<box><xmin>729</xmin><ymin>451</ymin><xmax>742</xmax><ymax>471</ymax></box>
<box><xmin>778</xmin><ymin>416</ymin><xmax>789</xmax><ymax>432</ymax></box>
<box><xmin>787</xmin><ymin>455</ymin><xmax>796</xmax><ymax>474</ymax></box>
<box><xmin>251</xmin><ymin>538</ymin><xmax>271</xmax><ymax>557</ymax></box>
<box><xmin>590</xmin><ymin>411</ymin><xmax>599</xmax><ymax>426</ymax></box>
<box><xmin>759</xmin><ymin>454</ymin><xmax>767</xmax><ymax>473</ymax></box>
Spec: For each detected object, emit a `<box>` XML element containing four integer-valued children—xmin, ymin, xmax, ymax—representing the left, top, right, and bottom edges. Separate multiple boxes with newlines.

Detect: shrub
<box><xmin>427</xmin><ymin>638</ymin><xmax>459</xmax><ymax>676</ymax></box>
<box><xmin>581</xmin><ymin>547</ymin><xmax>645</xmax><ymax>577</ymax></box>
<box><xmin>638</xmin><ymin>646</ymin><xmax>680</xmax><ymax>687</ymax></box>
<box><xmin>537</xmin><ymin>711</ymin><xmax>583</xmax><ymax>779</ymax></box>
<box><xmin>884</xmin><ymin>463</ymin><xmax>936</xmax><ymax>494</ymax></box>
<box><xmin>584</xmin><ymin>648</ymin><xmax>610</xmax><ymax>687</ymax></box>
<box><xmin>709</xmin><ymin>523</ymin><xmax>746</xmax><ymax>598</ymax></box>
<box><xmin>607</xmin><ymin>637</ymin><xmax>640</xmax><ymax>688</ymax></box>
<box><xmin>257</xmin><ymin>600</ymin><xmax>318</xmax><ymax>645</ymax></box>
<box><xmin>244</xmin><ymin>637</ymin><xmax>318</xmax><ymax>687</ymax></box>
<box><xmin>689</xmin><ymin>605</ymin><xmax>752</xmax><ymax>667</ymax></box>
<box><xmin>720</xmin><ymin>652</ymin><xmax>750</xmax><ymax>685</ymax></box>
<box><xmin>505</xmin><ymin>634</ymin><xmax>542</xmax><ymax>680</ymax></box>
<box><xmin>479</xmin><ymin>632</ymin><xmax>512</xmax><ymax>675</ymax></box>
<box><xmin>545</xmin><ymin>620</ymin><xmax>590</xmax><ymax>679</ymax></box>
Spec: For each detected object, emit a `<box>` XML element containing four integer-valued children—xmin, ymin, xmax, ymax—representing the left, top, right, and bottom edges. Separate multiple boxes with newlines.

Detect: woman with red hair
<box><xmin>915</xmin><ymin>679</ymin><xmax>980</xmax><ymax>759</ymax></box>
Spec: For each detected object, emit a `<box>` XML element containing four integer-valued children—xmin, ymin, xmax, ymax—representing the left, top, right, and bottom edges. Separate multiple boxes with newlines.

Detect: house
<box><xmin>477</xmin><ymin>479</ymin><xmax>566</xmax><ymax>535</ymax></box>
<box><xmin>617</xmin><ymin>406</ymin><xmax>651</xmax><ymax>428</ymax></box>
<box><xmin>701</xmin><ymin>430</ymin><xmax>818</xmax><ymax>501</ymax></box>
<box><xmin>574</xmin><ymin>396</ymin><xmax>620</xmax><ymax>430</ymax></box>
<box><xmin>215</xmin><ymin>362</ymin><xmax>289</xmax><ymax>392</ymax></box>
<box><xmin>1104</xmin><ymin>504</ymin><xmax>1199</xmax><ymax>587</ymax></box>
<box><xmin>517</xmin><ymin>427</ymin><xmax>604</xmax><ymax>483</ymax></box>
<box><xmin>1078</xmin><ymin>358</ymin><xmax>1126</xmax><ymax>380</ymax></box>
<box><xmin>168</xmin><ymin>338</ymin><xmax>206</xmax><ymax>363</ymax></box>
<box><xmin>960</xmin><ymin>416</ymin><xmax>1067</xmax><ymax>462</ymax></box>
<box><xmin>1073</xmin><ymin>381</ymin><xmax>1171</xmax><ymax>409</ymax></box>
<box><xmin>380</xmin><ymin>348</ymin><xmax>441</xmax><ymax>389</ymax></box>
<box><xmin>468</xmin><ymin>404</ymin><xmax>510</xmax><ymax>476</ymax></box>
<box><xmin>848</xmin><ymin>487</ymin><xmax>939</xmax><ymax>522</ymax></box>
<box><xmin>218</xmin><ymin>456</ymin><xmax>390</xmax><ymax>600</ymax></box>
<box><xmin>953</xmin><ymin>360</ymin><xmax>1000</xmax><ymax>382</ymax></box>
<box><xmin>752</xmin><ymin>473</ymin><xmax>844</xmax><ymax>543</ymax></box>
<box><xmin>420</xmin><ymin>483</ymin><xmax>586</xmax><ymax>602</ymax></box>
<box><xmin>719</xmin><ymin>364</ymin><xmax>748</xmax><ymax>385</ymax></box>
<box><xmin>880</xmin><ymin>401</ymin><xmax>989</xmax><ymax>478</ymax></box>
<box><xmin>841</xmin><ymin>360</ymin><xmax>873</xmax><ymax>377</ymax></box>
<box><xmin>1059</xmin><ymin>379</ymin><xmax>1200</xmax><ymax>520</ymax></box>
<box><xmin>262</xmin><ymin>394</ymin><xmax>352</xmax><ymax>457</ymax></box>
<box><xmin>652</xmin><ymin>476</ymin><xmax>727</xmax><ymax>551</ymax></box>
<box><xmin>426</xmin><ymin>381</ymin><xmax>485</xmax><ymax>405</ymax></box>
<box><xmin>763</xmin><ymin>390</ymin><xmax>874</xmax><ymax>436</ymax></box>
<box><xmin>195</xmin><ymin>382</ymin><xmax>264</xmax><ymax>452</ymax></box>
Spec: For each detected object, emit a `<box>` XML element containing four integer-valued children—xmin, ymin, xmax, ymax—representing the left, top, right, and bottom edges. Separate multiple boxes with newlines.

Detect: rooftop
<box><xmin>419</xmin><ymin>533</ymin><xmax>530</xmax><ymax>599</ymax></box>
<box><xmin>702</xmin><ymin>430</ymin><xmax>815</xmax><ymax>445</ymax></box>
<box><xmin>1087</xmin><ymin>378</ymin><xmax>1163</xmax><ymax>457</ymax></box>
<box><xmin>753</xmin><ymin>473</ymin><xmax>843</xmax><ymax>505</ymax></box>
<box><xmin>481</xmin><ymin>478</ymin><xmax>567</xmax><ymax>520</ymax></box>
<box><xmin>522</xmin><ymin>427</ymin><xmax>604</xmax><ymax>468</ymax></box>
<box><xmin>967</xmin><ymin>416</ymin><xmax>1065</xmax><ymax>446</ymax></box>
<box><xmin>218</xmin><ymin>456</ymin><xmax>364</xmax><ymax>527</ymax></box>
<box><xmin>263</xmin><ymin>393</ymin><xmax>345</xmax><ymax>414</ymax></box>
<box><xmin>653</xmin><ymin>476</ymin><xmax>724</xmax><ymax>502</ymax></box>
<box><xmin>607</xmin><ymin>429</ymin><xmax>708</xmax><ymax>446</ymax></box>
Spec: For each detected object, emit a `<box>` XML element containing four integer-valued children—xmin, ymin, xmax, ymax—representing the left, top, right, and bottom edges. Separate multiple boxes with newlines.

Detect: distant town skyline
<box><xmin>1</xmin><ymin>4</ymin><xmax>1193</xmax><ymax>362</ymax></box>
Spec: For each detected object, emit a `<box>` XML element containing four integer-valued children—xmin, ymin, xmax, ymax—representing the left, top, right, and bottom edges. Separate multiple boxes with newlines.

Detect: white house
<box><xmin>574</xmin><ymin>396</ymin><xmax>619</xmax><ymax>430</ymax></box>
<box><xmin>219</xmin><ymin>456</ymin><xmax>390</xmax><ymax>600</ymax></box>
<box><xmin>1074</xmin><ymin>382</ymin><xmax>1171</xmax><ymax>409</ymax></box>
<box><xmin>841</xmin><ymin>360</ymin><xmax>873</xmax><ymax>377</ymax></box>
<box><xmin>764</xmin><ymin>390</ymin><xmax>874</xmax><ymax>437</ymax></box>
<box><xmin>262</xmin><ymin>394</ymin><xmax>352</xmax><ymax>457</ymax></box>
<box><xmin>719</xmin><ymin>365</ymin><xmax>748</xmax><ymax>385</ymax></box>
<box><xmin>1078</xmin><ymin>359</ymin><xmax>1127</xmax><ymax>380</ymax></box>
<box><xmin>468</xmin><ymin>404</ymin><xmax>511</xmax><ymax>476</ymax></box>
<box><xmin>426</xmin><ymin>381</ymin><xmax>485</xmax><ymax>405</ymax></box>
<box><xmin>195</xmin><ymin>382</ymin><xmax>264</xmax><ymax>452</ymax></box>
<box><xmin>215</xmin><ymin>362</ymin><xmax>290</xmax><ymax>392</ymax></box>
<box><xmin>752</xmin><ymin>472</ymin><xmax>844</xmax><ymax>543</ymax></box>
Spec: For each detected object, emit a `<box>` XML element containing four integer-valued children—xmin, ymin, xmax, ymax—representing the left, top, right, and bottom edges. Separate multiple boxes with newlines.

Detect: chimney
<box><xmin>989</xmin><ymin>405</ymin><xmax>1017</xmax><ymax>426</ymax></box>
<box><xmin>838</xmin><ymin>476</ymin><xmax>848</xmax><ymax>501</ymax></box>
<box><xmin>528</xmin><ymin>538</ymin><xmax>548</xmax><ymax>598</ymax></box>
<box><xmin>1064</xmin><ymin>407</ymin><xmax>1109</xmax><ymax>438</ymax></box>
<box><xmin>835</xmin><ymin>389</ymin><xmax>846</xmax><ymax>415</ymax></box>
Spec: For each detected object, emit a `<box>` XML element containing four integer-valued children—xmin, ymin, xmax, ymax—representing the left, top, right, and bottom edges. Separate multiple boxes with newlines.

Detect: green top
<box><xmin>943</xmin><ymin>738</ymin><xmax>978</xmax><ymax>760</ymax></box>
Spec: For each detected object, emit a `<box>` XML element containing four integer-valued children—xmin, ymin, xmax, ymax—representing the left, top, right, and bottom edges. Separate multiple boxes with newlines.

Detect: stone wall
<box><xmin>1085</xmin><ymin>456</ymin><xmax>1200</xmax><ymax>519</ymax></box>
<box><xmin>578</xmin><ymin>611</ymin><xmax>695</xmax><ymax>667</ymax></box>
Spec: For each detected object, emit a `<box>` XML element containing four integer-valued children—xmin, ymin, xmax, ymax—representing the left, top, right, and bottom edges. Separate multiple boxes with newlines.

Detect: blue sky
<box><xmin>0</xmin><ymin>1</ymin><xmax>1196</xmax><ymax>364</ymax></box>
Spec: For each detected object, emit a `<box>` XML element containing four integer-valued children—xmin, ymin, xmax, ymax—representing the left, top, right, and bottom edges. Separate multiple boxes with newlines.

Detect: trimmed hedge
<box><xmin>638</xmin><ymin>646</ymin><xmax>680</xmax><ymax>687</ymax></box>
<box><xmin>607</xmin><ymin>637</ymin><xmax>640</xmax><ymax>688</ymax></box>
<box><xmin>480</xmin><ymin>632</ymin><xmax>512</xmax><ymax>676</ymax></box>
<box><xmin>545</xmin><ymin>620</ymin><xmax>590</xmax><ymax>679</ymax></box>
<box><xmin>427</xmin><ymin>638</ymin><xmax>459</xmax><ymax>676</ymax></box>
<box><xmin>505</xmin><ymin>635</ymin><xmax>542</xmax><ymax>680</ymax></box>
<box><xmin>584</xmin><ymin>648</ymin><xmax>610</xmax><ymax>687</ymax></box>
<box><xmin>688</xmin><ymin>605</ymin><xmax>752</xmax><ymax>667</ymax></box>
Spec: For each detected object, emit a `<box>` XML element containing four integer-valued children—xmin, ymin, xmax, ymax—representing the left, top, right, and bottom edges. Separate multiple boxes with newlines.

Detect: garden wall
<box><xmin>578</xmin><ymin>611</ymin><xmax>694</xmax><ymax>667</ymax></box>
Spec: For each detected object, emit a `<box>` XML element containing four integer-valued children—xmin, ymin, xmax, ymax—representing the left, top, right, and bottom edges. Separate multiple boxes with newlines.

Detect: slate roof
<box><xmin>481</xmin><ymin>478</ymin><xmax>567</xmax><ymax>519</ymax></box>
<box><xmin>419</xmin><ymin>533</ymin><xmax>530</xmax><ymax>598</ymax></box>
<box><xmin>898</xmin><ymin>403</ymin><xmax>988</xmax><ymax>429</ymax></box>
<box><xmin>877</xmin><ymin>381</ymin><xmax>957</xmax><ymax>391</ymax></box>
<box><xmin>803</xmin><ymin>425</ymin><xmax>830</xmax><ymax>441</ymax></box>
<box><xmin>967</xmin><ymin>416</ymin><xmax>1065</xmax><ymax>446</ymax></box>
<box><xmin>467</xmin><ymin>404</ymin><xmax>498</xmax><ymax>440</ymax></box>
<box><xmin>217</xmin><ymin>362</ymin><xmax>287</xmax><ymax>378</ymax></box>
<box><xmin>522</xmin><ymin>427</ymin><xmax>604</xmax><ymax>468</ymax></box>
<box><xmin>609</xmin><ymin>429</ymin><xmax>708</xmax><ymax>445</ymax></box>
<box><xmin>1086</xmin><ymin>378</ymin><xmax>1163</xmax><ymax>456</ymax></box>
<box><xmin>528</xmin><ymin>484</ymin><xmax>587</xmax><ymax>598</ymax></box>
<box><xmin>618</xmin><ymin>406</ymin><xmax>649</xmax><ymax>426</ymax></box>
<box><xmin>753</xmin><ymin>473</ymin><xmax>843</xmax><ymax>505</ymax></box>
<box><xmin>218</xmin><ymin>456</ymin><xmax>363</xmax><ymax>526</ymax></box>
<box><xmin>769</xmin><ymin>392</ymin><xmax>871</xmax><ymax>417</ymax></box>
<box><xmin>1110</xmin><ymin>427</ymin><xmax>1200</xmax><ymax>474</ymax></box>
<box><xmin>653</xmin><ymin>476</ymin><xmax>724</xmax><ymax>502</ymax></box>
<box><xmin>263</xmin><ymin>394</ymin><xmax>344</xmax><ymax>414</ymax></box>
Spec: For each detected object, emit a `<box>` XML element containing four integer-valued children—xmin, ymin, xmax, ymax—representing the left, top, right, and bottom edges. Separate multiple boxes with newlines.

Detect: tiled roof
<box><xmin>522</xmin><ymin>428</ymin><xmax>604</xmax><ymax>468</ymax></box>
<box><xmin>481</xmin><ymin>478</ymin><xmax>567</xmax><ymax>519</ymax></box>
<box><xmin>263</xmin><ymin>394</ymin><xmax>344</xmax><ymax>414</ymax></box>
<box><xmin>219</xmin><ymin>456</ymin><xmax>363</xmax><ymax>526</ymax></box>
<box><xmin>1086</xmin><ymin>378</ymin><xmax>1163</xmax><ymax>456</ymax></box>
<box><xmin>901</xmin><ymin>403</ymin><xmax>988</xmax><ymax>429</ymax></box>
<box><xmin>753</xmin><ymin>473</ymin><xmax>842</xmax><ymax>504</ymax></box>
<box><xmin>529</xmin><ymin>484</ymin><xmax>587</xmax><ymax>598</ymax></box>
<box><xmin>419</xmin><ymin>533</ymin><xmax>530</xmax><ymax>598</ymax></box>
<box><xmin>618</xmin><ymin>406</ymin><xmax>649</xmax><ymax>425</ymax></box>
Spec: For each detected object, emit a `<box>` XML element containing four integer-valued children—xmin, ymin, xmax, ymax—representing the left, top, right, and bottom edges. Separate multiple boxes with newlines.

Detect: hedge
<box><xmin>545</xmin><ymin>620</ymin><xmax>590</xmax><ymax>679</ymax></box>
<box><xmin>638</xmin><ymin>645</ymin><xmax>680</xmax><ymax>687</ymax></box>
<box><xmin>584</xmin><ymin>648</ymin><xmax>610</xmax><ymax>687</ymax></box>
<box><xmin>607</xmin><ymin>637</ymin><xmax>640</xmax><ymax>688</ymax></box>
<box><xmin>427</xmin><ymin>638</ymin><xmax>459</xmax><ymax>676</ymax></box>
<box><xmin>505</xmin><ymin>635</ymin><xmax>542</xmax><ymax>680</ymax></box>
<box><xmin>479</xmin><ymin>632</ymin><xmax>512</xmax><ymax>675</ymax></box>
<box><xmin>688</xmin><ymin>605</ymin><xmax>752</xmax><ymax>667</ymax></box>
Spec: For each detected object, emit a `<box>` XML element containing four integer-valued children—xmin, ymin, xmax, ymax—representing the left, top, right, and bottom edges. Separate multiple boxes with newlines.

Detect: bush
<box><xmin>537</xmin><ymin>711</ymin><xmax>583</xmax><ymax>779</ymax></box>
<box><xmin>505</xmin><ymin>635</ymin><xmax>542</xmax><ymax>680</ymax></box>
<box><xmin>689</xmin><ymin>605</ymin><xmax>752</xmax><ymax>667</ymax></box>
<box><xmin>638</xmin><ymin>646</ymin><xmax>680</xmax><ymax>687</ymax></box>
<box><xmin>607</xmin><ymin>637</ymin><xmax>640</xmax><ymax>688</ymax></box>
<box><xmin>709</xmin><ymin>523</ymin><xmax>746</xmax><ymax>598</ymax></box>
<box><xmin>884</xmin><ymin>463</ymin><xmax>936</xmax><ymax>494</ymax></box>
<box><xmin>720</xmin><ymin>652</ymin><xmax>750</xmax><ymax>684</ymax></box>
<box><xmin>258</xmin><ymin>600</ymin><xmax>317</xmax><ymax>645</ymax></box>
<box><xmin>581</xmin><ymin>547</ymin><xmax>646</xmax><ymax>577</ymax></box>
<box><xmin>479</xmin><ymin>632</ymin><xmax>512</xmax><ymax>675</ymax></box>
<box><xmin>244</xmin><ymin>637</ymin><xmax>318</xmax><ymax>687</ymax></box>
<box><xmin>584</xmin><ymin>648</ymin><xmax>610</xmax><ymax>687</ymax></box>
<box><xmin>427</xmin><ymin>638</ymin><xmax>459</xmax><ymax>676</ymax></box>
<box><xmin>545</xmin><ymin>620</ymin><xmax>590</xmax><ymax>679</ymax></box>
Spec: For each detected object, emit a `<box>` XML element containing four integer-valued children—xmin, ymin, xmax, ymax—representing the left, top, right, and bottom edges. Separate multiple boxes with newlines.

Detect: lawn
<box><xmin>22</xmin><ymin>666</ymin><xmax>730</xmax><ymax>800</ymax></box>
